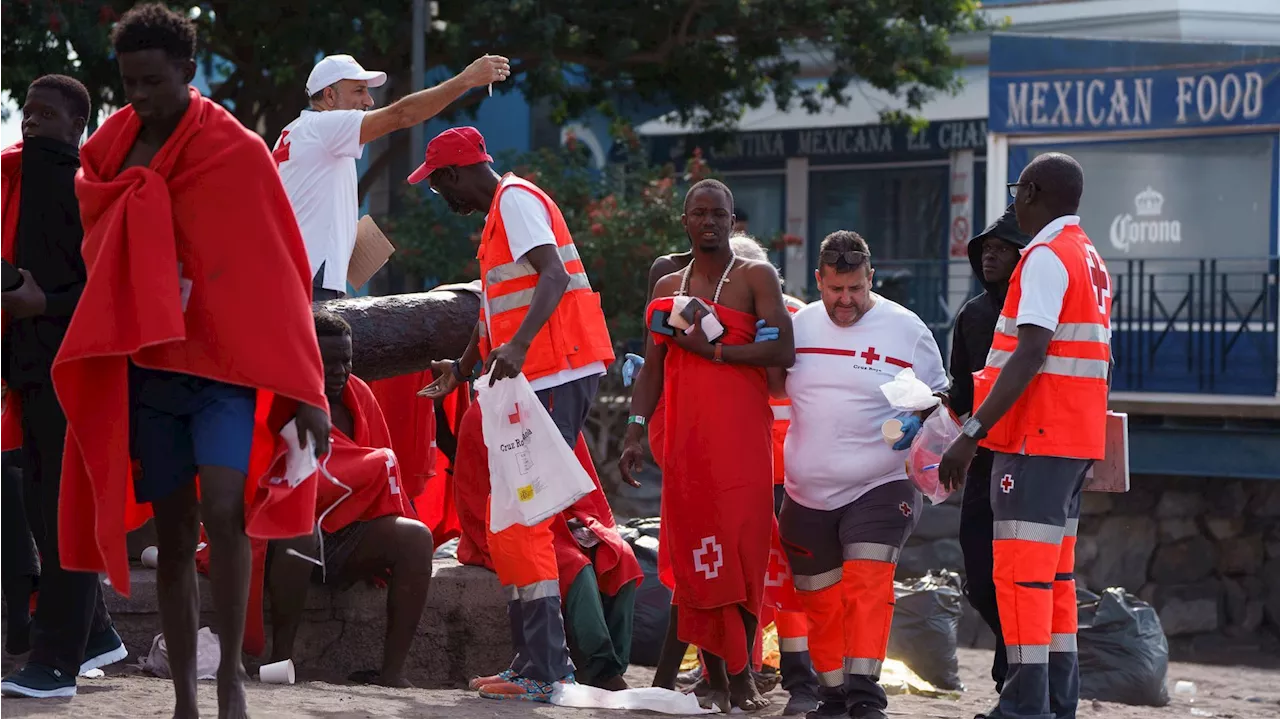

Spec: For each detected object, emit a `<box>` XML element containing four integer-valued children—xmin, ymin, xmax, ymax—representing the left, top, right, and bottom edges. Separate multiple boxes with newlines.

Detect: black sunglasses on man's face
<box><xmin>1007</xmin><ymin>181</ymin><xmax>1040</xmax><ymax>200</ymax></box>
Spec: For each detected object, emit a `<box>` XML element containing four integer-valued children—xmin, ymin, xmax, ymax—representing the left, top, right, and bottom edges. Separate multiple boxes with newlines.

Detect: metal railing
<box><xmin>857</xmin><ymin>256</ymin><xmax>1280</xmax><ymax>397</ymax></box>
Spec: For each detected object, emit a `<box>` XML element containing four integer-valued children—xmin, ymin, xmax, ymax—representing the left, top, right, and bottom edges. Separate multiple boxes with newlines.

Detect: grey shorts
<box><xmin>534</xmin><ymin>374</ymin><xmax>602</xmax><ymax>449</ymax></box>
<box><xmin>778</xmin><ymin>480</ymin><xmax>922</xmax><ymax>584</ymax></box>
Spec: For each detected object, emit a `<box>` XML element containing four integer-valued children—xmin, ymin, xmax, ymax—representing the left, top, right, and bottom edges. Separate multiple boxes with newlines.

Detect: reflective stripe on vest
<box><xmin>772</xmin><ymin>403</ymin><xmax>791</xmax><ymax>421</ymax></box>
<box><xmin>985</xmin><ymin>349</ymin><xmax>1109</xmax><ymax>380</ymax></box>
<box><xmin>490</xmin><ymin>271</ymin><xmax>594</xmax><ymax>316</ymax></box>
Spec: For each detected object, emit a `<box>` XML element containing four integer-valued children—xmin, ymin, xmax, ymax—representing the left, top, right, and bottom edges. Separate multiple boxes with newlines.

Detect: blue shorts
<box><xmin>129</xmin><ymin>365</ymin><xmax>257</xmax><ymax>503</ymax></box>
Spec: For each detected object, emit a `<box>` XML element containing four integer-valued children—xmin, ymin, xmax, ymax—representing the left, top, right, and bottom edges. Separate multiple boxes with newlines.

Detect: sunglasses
<box><xmin>1007</xmin><ymin>181</ymin><xmax>1040</xmax><ymax>200</ymax></box>
<box><xmin>820</xmin><ymin>249</ymin><xmax>869</xmax><ymax>266</ymax></box>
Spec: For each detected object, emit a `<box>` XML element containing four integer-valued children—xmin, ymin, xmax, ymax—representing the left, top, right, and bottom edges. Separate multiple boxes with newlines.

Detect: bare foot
<box><xmin>680</xmin><ymin>676</ymin><xmax>712</xmax><ymax>697</ymax></box>
<box><xmin>348</xmin><ymin>668</ymin><xmax>413</xmax><ymax>688</ymax></box>
<box><xmin>729</xmin><ymin>670</ymin><xmax>770</xmax><ymax>712</ymax></box>
<box><xmin>699</xmin><ymin>689</ymin><xmax>731</xmax><ymax>714</ymax></box>
<box><xmin>216</xmin><ymin>665</ymin><xmax>249</xmax><ymax>719</ymax></box>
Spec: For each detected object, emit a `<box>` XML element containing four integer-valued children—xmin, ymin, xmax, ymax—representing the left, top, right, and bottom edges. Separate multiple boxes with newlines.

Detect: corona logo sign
<box><xmin>1109</xmin><ymin>186</ymin><xmax>1181</xmax><ymax>253</ymax></box>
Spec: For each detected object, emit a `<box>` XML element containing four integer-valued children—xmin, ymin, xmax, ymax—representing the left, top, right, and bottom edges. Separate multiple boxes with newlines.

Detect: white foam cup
<box><xmin>881</xmin><ymin>419</ymin><xmax>904</xmax><ymax>445</ymax></box>
<box><xmin>259</xmin><ymin>658</ymin><xmax>295</xmax><ymax>685</ymax></box>
<box><xmin>141</xmin><ymin>546</ymin><xmax>160</xmax><ymax>569</ymax></box>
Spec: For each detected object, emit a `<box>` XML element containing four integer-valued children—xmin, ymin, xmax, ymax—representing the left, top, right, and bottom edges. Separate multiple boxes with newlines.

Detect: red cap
<box><xmin>407</xmin><ymin>126</ymin><xmax>494</xmax><ymax>184</ymax></box>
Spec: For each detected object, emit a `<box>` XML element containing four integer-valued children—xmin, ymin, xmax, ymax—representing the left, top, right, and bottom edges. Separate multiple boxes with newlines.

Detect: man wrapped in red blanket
<box><xmin>619</xmin><ymin>179</ymin><xmax>796</xmax><ymax>713</ymax></box>
<box><xmin>52</xmin><ymin>7</ymin><xmax>330</xmax><ymax>717</ymax></box>
<box><xmin>265</xmin><ymin>310</ymin><xmax>433</xmax><ymax>687</ymax></box>
<box><xmin>447</xmin><ymin>397</ymin><xmax>642</xmax><ymax>689</ymax></box>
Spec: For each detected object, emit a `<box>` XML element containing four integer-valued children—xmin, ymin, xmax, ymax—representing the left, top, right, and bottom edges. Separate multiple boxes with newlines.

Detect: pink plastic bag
<box><xmin>907</xmin><ymin>407</ymin><xmax>962</xmax><ymax>505</ymax></box>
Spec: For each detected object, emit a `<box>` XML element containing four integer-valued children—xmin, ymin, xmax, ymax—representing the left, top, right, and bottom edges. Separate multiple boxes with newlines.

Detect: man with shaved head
<box><xmin>940</xmin><ymin>152</ymin><xmax>1112</xmax><ymax>719</ymax></box>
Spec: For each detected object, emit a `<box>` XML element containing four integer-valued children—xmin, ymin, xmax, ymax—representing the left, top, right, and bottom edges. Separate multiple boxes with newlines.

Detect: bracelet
<box><xmin>450</xmin><ymin>360</ymin><xmax>472</xmax><ymax>382</ymax></box>
<box><xmin>713</xmin><ymin>344</ymin><xmax>724</xmax><ymax>363</ymax></box>
<box><xmin>628</xmin><ymin>415</ymin><xmax>646</xmax><ymax>426</ymax></box>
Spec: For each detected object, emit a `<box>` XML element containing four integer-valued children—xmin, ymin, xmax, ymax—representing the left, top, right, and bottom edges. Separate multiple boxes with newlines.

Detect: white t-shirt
<box><xmin>273</xmin><ymin>110</ymin><xmax>365</xmax><ymax>293</ymax></box>
<box><xmin>783</xmin><ymin>296</ymin><xmax>949</xmax><ymax>511</ymax></box>
<box><xmin>483</xmin><ymin>176</ymin><xmax>606</xmax><ymax>392</ymax></box>
<box><xmin>1016</xmin><ymin>215</ymin><xmax>1077</xmax><ymax>331</ymax></box>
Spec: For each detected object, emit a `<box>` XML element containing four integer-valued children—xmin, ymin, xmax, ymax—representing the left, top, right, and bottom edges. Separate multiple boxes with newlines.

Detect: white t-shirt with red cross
<box><xmin>783</xmin><ymin>296</ymin><xmax>949</xmax><ymax>511</ymax></box>
<box><xmin>273</xmin><ymin>109</ymin><xmax>365</xmax><ymax>293</ymax></box>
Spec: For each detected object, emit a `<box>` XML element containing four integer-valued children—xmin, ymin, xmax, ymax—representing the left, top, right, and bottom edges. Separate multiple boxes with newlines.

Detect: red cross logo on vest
<box><xmin>1085</xmin><ymin>245</ymin><xmax>1111</xmax><ymax>315</ymax></box>
<box><xmin>1000</xmin><ymin>474</ymin><xmax>1015</xmax><ymax>493</ymax></box>
<box><xmin>508</xmin><ymin>404</ymin><xmax>521</xmax><ymax>425</ymax></box>
<box><xmin>899</xmin><ymin>501</ymin><xmax>912</xmax><ymax>518</ymax></box>
<box><xmin>860</xmin><ymin>346</ymin><xmax>881</xmax><ymax>365</ymax></box>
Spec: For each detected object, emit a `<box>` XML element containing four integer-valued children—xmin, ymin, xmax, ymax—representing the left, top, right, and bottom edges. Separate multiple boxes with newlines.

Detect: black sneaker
<box><xmin>1</xmin><ymin>663</ymin><xmax>77</xmax><ymax>698</ymax></box>
<box><xmin>80</xmin><ymin>626</ymin><xmax>128</xmax><ymax>674</ymax></box>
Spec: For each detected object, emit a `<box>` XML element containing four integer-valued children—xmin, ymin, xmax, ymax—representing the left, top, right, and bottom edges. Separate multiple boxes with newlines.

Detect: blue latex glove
<box><xmin>892</xmin><ymin>414</ymin><xmax>924</xmax><ymax>451</ymax></box>
<box><xmin>622</xmin><ymin>353</ymin><xmax>645</xmax><ymax>387</ymax></box>
<box><xmin>754</xmin><ymin>318</ymin><xmax>780</xmax><ymax>343</ymax></box>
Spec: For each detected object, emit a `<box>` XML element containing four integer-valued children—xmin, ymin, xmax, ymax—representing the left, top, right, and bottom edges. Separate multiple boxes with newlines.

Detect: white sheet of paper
<box><xmin>279</xmin><ymin>419</ymin><xmax>318</xmax><ymax>489</ymax></box>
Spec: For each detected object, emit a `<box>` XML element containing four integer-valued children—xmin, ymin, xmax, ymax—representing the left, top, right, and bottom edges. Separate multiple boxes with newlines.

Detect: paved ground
<box><xmin>3</xmin><ymin>648</ymin><xmax>1279</xmax><ymax>718</ymax></box>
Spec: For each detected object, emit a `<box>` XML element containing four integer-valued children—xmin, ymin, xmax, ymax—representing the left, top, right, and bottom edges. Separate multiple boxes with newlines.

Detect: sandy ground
<box><xmin>3</xmin><ymin>648</ymin><xmax>1279</xmax><ymax>719</ymax></box>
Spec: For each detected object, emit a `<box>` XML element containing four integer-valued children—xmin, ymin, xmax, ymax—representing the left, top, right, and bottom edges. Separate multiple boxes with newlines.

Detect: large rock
<box><xmin>1150</xmin><ymin>536</ymin><xmax>1217</xmax><ymax>584</ymax></box>
<box><xmin>1217</xmin><ymin>535</ymin><xmax>1265</xmax><ymax>576</ymax></box>
<box><xmin>1087</xmin><ymin>515</ymin><xmax>1156</xmax><ymax>591</ymax></box>
<box><xmin>1223</xmin><ymin>578</ymin><xmax>1266</xmax><ymax>634</ymax></box>
<box><xmin>1155</xmin><ymin>490</ymin><xmax>1201</xmax><ymax>518</ymax></box>
<box><xmin>1204</xmin><ymin>517</ymin><xmax>1243</xmax><ymax>541</ymax></box>
<box><xmin>1207</xmin><ymin>481</ymin><xmax>1249</xmax><ymax>517</ymax></box>
<box><xmin>1110</xmin><ymin>483</ymin><xmax>1157</xmax><ymax>515</ymax></box>
<box><xmin>1079</xmin><ymin>492</ymin><xmax>1113</xmax><ymax>516</ymax></box>
<box><xmin>1253</xmin><ymin>483</ymin><xmax>1280</xmax><ymax>517</ymax></box>
<box><xmin>1263</xmin><ymin>558</ymin><xmax>1280</xmax><ymax>628</ymax></box>
<box><xmin>1157</xmin><ymin>518</ymin><xmax>1200</xmax><ymax>543</ymax></box>
<box><xmin>1154</xmin><ymin>580</ymin><xmax>1222</xmax><ymax>636</ymax></box>
<box><xmin>912</xmin><ymin>503</ymin><xmax>962</xmax><ymax>541</ymax></box>
<box><xmin>324</xmin><ymin>288</ymin><xmax>481</xmax><ymax>382</ymax></box>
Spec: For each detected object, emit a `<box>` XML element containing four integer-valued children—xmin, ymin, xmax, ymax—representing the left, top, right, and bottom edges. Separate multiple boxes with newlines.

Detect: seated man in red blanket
<box><xmin>266</xmin><ymin>310</ymin><xmax>434</xmax><ymax>687</ymax></box>
<box><xmin>53</xmin><ymin>6</ymin><xmax>329</xmax><ymax>719</ymax></box>
<box><xmin>619</xmin><ymin>179</ymin><xmax>796</xmax><ymax>713</ymax></box>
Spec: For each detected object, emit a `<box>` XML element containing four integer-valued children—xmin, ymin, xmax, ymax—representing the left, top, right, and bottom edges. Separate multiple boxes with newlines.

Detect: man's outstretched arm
<box><xmin>359</xmin><ymin>55</ymin><xmax>510</xmax><ymax>145</ymax></box>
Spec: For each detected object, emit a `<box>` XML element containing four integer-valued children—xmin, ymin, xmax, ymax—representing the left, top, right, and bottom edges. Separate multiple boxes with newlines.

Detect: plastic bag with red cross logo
<box><xmin>906</xmin><ymin>406</ymin><xmax>962</xmax><ymax>505</ymax></box>
<box><xmin>477</xmin><ymin>371</ymin><xmax>594</xmax><ymax>533</ymax></box>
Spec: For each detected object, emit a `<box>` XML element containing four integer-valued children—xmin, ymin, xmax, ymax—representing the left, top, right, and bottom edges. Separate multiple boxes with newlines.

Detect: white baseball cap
<box><xmin>306</xmin><ymin>54</ymin><xmax>387</xmax><ymax>97</ymax></box>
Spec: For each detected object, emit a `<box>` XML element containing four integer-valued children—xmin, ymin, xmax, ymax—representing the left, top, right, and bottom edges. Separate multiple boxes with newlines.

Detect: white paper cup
<box><xmin>259</xmin><ymin>659</ymin><xmax>295</xmax><ymax>685</ymax></box>
<box><xmin>141</xmin><ymin>546</ymin><xmax>160</xmax><ymax>569</ymax></box>
<box><xmin>881</xmin><ymin>419</ymin><xmax>904</xmax><ymax>445</ymax></box>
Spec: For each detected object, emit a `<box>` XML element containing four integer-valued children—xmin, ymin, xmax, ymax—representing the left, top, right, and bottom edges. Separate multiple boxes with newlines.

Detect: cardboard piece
<box><xmin>1084</xmin><ymin>411</ymin><xmax>1129</xmax><ymax>493</ymax></box>
<box><xmin>347</xmin><ymin>215</ymin><xmax>395</xmax><ymax>290</ymax></box>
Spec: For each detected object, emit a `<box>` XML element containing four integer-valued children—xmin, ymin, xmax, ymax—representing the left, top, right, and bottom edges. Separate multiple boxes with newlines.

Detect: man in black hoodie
<box><xmin>948</xmin><ymin>204</ymin><xmax>1027</xmax><ymax>707</ymax></box>
<box><xmin>1</xmin><ymin>75</ymin><xmax>127</xmax><ymax>700</ymax></box>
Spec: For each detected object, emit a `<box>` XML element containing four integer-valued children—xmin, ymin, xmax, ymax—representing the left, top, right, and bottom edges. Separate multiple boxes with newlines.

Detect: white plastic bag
<box><xmin>552</xmin><ymin>682</ymin><xmax>715</xmax><ymax>714</ymax></box>
<box><xmin>906</xmin><ymin>408</ymin><xmax>962</xmax><ymax>505</ymax></box>
<box><xmin>880</xmin><ymin>368</ymin><xmax>942</xmax><ymax>412</ymax></box>
<box><xmin>142</xmin><ymin>627</ymin><xmax>219</xmax><ymax>680</ymax></box>
<box><xmin>477</xmin><ymin>371</ymin><xmax>594</xmax><ymax>533</ymax></box>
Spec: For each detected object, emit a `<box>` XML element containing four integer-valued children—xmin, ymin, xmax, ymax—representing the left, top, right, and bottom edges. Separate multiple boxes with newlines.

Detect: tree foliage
<box><xmin>3</xmin><ymin>0</ymin><xmax>983</xmax><ymax>193</ymax></box>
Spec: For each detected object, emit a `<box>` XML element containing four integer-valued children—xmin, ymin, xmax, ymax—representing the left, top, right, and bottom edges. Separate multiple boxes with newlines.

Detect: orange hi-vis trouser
<box><xmin>990</xmin><ymin>452</ymin><xmax>1088</xmax><ymax>719</ymax></box>
<box><xmin>778</xmin><ymin>480</ymin><xmax>921</xmax><ymax>712</ymax></box>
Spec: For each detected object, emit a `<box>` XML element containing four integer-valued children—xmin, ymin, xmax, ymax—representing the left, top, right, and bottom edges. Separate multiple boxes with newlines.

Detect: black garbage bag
<box><xmin>620</xmin><ymin>518</ymin><xmax>671</xmax><ymax>667</ymax></box>
<box><xmin>1078</xmin><ymin>587</ymin><xmax>1170</xmax><ymax>706</ymax></box>
<box><xmin>888</xmin><ymin>570</ymin><xmax>964</xmax><ymax>690</ymax></box>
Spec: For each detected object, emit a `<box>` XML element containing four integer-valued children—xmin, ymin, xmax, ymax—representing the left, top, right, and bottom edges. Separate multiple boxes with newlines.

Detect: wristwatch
<box><xmin>961</xmin><ymin>416</ymin><xmax>986</xmax><ymax>440</ymax></box>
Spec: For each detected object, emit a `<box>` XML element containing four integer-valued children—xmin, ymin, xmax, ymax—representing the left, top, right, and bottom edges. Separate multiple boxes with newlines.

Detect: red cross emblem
<box><xmin>272</xmin><ymin>130</ymin><xmax>291</xmax><ymax>166</ymax></box>
<box><xmin>1000</xmin><ymin>474</ymin><xmax>1015</xmax><ymax>493</ymax></box>
<box><xmin>508</xmin><ymin>404</ymin><xmax>521</xmax><ymax>425</ymax></box>
<box><xmin>899</xmin><ymin>501</ymin><xmax>912</xmax><ymax>517</ymax></box>
<box><xmin>860</xmin><ymin>346</ymin><xmax>881</xmax><ymax>365</ymax></box>
<box><xmin>1085</xmin><ymin>246</ymin><xmax>1110</xmax><ymax>315</ymax></box>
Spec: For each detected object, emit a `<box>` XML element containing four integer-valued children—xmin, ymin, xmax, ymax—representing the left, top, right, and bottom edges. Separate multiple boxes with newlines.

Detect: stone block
<box><xmin>1110</xmin><ymin>484</ymin><xmax>1157</xmax><ymax>515</ymax></box>
<box><xmin>1087</xmin><ymin>515</ymin><xmax>1156</xmax><ymax>592</ymax></box>
<box><xmin>1263</xmin><ymin>559</ymin><xmax>1280</xmax><ymax>628</ymax></box>
<box><xmin>895</xmin><ymin>538</ymin><xmax>964</xmax><ymax>579</ymax></box>
<box><xmin>1154</xmin><ymin>580</ymin><xmax>1222</xmax><ymax>636</ymax></box>
<box><xmin>1150</xmin><ymin>536</ymin><xmax>1217</xmax><ymax>584</ymax></box>
<box><xmin>1155</xmin><ymin>490</ymin><xmax>1201</xmax><ymax>518</ymax></box>
<box><xmin>912</xmin><ymin>503</ymin><xmax>961</xmax><ymax>541</ymax></box>
<box><xmin>1075</xmin><ymin>535</ymin><xmax>1099</xmax><ymax>569</ymax></box>
<box><xmin>1158</xmin><ymin>518</ymin><xmax>1200</xmax><ymax>543</ymax></box>
<box><xmin>1224</xmin><ymin>578</ymin><xmax>1266</xmax><ymax>633</ymax></box>
<box><xmin>1079</xmin><ymin>492</ymin><xmax>1113</xmax><ymax>516</ymax></box>
<box><xmin>1217</xmin><ymin>535</ymin><xmax>1265</xmax><ymax>576</ymax></box>
<box><xmin>1268</xmin><ymin>541</ymin><xmax>1280</xmax><ymax>562</ymax></box>
<box><xmin>1207</xmin><ymin>482</ymin><xmax>1249</xmax><ymax>517</ymax></box>
<box><xmin>1204</xmin><ymin>517</ymin><xmax>1244</xmax><ymax>541</ymax></box>
<box><xmin>1251</xmin><ymin>483</ymin><xmax>1280</xmax><ymax>517</ymax></box>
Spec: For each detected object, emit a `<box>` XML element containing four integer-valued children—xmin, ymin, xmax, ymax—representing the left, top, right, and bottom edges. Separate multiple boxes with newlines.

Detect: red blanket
<box><xmin>647</xmin><ymin>297</ymin><xmax>774</xmax><ymax>674</ymax></box>
<box><xmin>412</xmin><ymin>385</ymin><xmax>468</xmax><ymax>543</ymax></box>
<box><xmin>317</xmin><ymin>375</ymin><xmax>415</xmax><ymax>531</ymax></box>
<box><xmin>1</xmin><ymin>143</ymin><xmax>22</xmax><ymax>451</ymax></box>
<box><xmin>450</xmin><ymin>399</ymin><xmax>642</xmax><ymax>599</ymax></box>
<box><xmin>53</xmin><ymin>88</ymin><xmax>326</xmax><ymax>597</ymax></box>
<box><xmin>369</xmin><ymin>371</ymin><xmax>436</xmax><ymax>500</ymax></box>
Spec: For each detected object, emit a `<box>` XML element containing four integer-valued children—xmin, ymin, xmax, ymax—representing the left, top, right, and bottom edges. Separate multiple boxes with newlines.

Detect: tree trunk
<box><xmin>322</xmin><ymin>287</ymin><xmax>480</xmax><ymax>382</ymax></box>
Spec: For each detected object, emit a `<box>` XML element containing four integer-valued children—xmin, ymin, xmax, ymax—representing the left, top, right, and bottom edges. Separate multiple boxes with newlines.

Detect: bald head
<box><xmin>1013</xmin><ymin>152</ymin><xmax>1085</xmax><ymax>236</ymax></box>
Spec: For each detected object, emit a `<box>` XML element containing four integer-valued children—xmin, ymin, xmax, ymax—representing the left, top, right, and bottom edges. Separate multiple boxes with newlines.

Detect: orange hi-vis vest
<box><xmin>477</xmin><ymin>174</ymin><xmax>614</xmax><ymax>382</ymax></box>
<box><xmin>973</xmin><ymin>223</ymin><xmax>1112</xmax><ymax>460</ymax></box>
<box><xmin>770</xmin><ymin>295</ymin><xmax>806</xmax><ymax>484</ymax></box>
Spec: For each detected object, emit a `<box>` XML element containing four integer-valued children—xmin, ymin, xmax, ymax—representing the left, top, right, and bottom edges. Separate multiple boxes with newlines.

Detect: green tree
<box><xmin>4</xmin><ymin>0</ymin><xmax>984</xmax><ymax>197</ymax></box>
